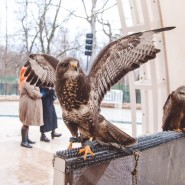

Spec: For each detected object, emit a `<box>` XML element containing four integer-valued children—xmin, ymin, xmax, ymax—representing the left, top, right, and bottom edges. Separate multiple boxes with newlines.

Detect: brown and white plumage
<box><xmin>88</xmin><ymin>27</ymin><xmax>173</xmax><ymax>107</ymax></box>
<box><xmin>24</xmin><ymin>54</ymin><xmax>59</xmax><ymax>87</ymax></box>
<box><xmin>162</xmin><ymin>86</ymin><xmax>185</xmax><ymax>132</ymax></box>
<box><xmin>24</xmin><ymin>27</ymin><xmax>175</xmax><ymax>158</ymax></box>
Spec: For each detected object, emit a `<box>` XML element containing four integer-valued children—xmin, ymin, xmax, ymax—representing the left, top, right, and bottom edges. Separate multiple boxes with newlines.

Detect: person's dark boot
<box><xmin>27</xmin><ymin>127</ymin><xmax>36</xmax><ymax>144</ymax></box>
<box><xmin>27</xmin><ymin>137</ymin><xmax>36</xmax><ymax>144</ymax></box>
<box><xmin>51</xmin><ymin>130</ymin><xmax>62</xmax><ymax>139</ymax></box>
<box><xmin>21</xmin><ymin>127</ymin><xmax>32</xmax><ymax>148</ymax></box>
<box><xmin>40</xmin><ymin>133</ymin><xmax>50</xmax><ymax>142</ymax></box>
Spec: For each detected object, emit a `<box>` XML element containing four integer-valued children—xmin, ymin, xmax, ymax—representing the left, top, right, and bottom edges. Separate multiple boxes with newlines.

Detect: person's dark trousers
<box><xmin>40</xmin><ymin>133</ymin><xmax>50</xmax><ymax>142</ymax></box>
<box><xmin>51</xmin><ymin>130</ymin><xmax>62</xmax><ymax>139</ymax></box>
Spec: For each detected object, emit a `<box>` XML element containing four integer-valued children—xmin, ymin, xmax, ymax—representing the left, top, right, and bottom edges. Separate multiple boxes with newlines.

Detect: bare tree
<box><xmin>65</xmin><ymin>0</ymin><xmax>116</xmax><ymax>70</ymax></box>
<box><xmin>1</xmin><ymin>0</ymin><xmax>11</xmax><ymax>94</ymax></box>
<box><xmin>97</xmin><ymin>17</ymin><xmax>113</xmax><ymax>42</ymax></box>
<box><xmin>15</xmin><ymin>0</ymin><xmax>86</xmax><ymax>58</ymax></box>
<box><xmin>36</xmin><ymin>0</ymin><xmax>63</xmax><ymax>54</ymax></box>
<box><xmin>0</xmin><ymin>0</ymin><xmax>121</xmax><ymax>95</ymax></box>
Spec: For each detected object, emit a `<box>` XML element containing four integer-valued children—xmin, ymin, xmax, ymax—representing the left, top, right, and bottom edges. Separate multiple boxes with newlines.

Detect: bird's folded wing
<box><xmin>107</xmin><ymin>122</ymin><xmax>136</xmax><ymax>146</ymax></box>
<box><xmin>88</xmin><ymin>27</ymin><xmax>175</xmax><ymax>106</ymax></box>
<box><xmin>162</xmin><ymin>86</ymin><xmax>185</xmax><ymax>130</ymax></box>
<box><xmin>24</xmin><ymin>54</ymin><xmax>59</xmax><ymax>87</ymax></box>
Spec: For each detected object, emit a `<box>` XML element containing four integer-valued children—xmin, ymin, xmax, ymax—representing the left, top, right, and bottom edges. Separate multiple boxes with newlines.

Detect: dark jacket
<box><xmin>40</xmin><ymin>87</ymin><xmax>58</xmax><ymax>133</ymax></box>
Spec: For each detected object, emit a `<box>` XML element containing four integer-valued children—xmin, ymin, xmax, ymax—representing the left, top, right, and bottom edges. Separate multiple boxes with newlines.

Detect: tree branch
<box><xmin>56</xmin><ymin>44</ymin><xmax>83</xmax><ymax>58</ymax></box>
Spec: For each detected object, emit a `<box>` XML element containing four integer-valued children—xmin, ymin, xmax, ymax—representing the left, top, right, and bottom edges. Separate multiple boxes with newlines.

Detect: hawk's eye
<box><xmin>61</xmin><ymin>63</ymin><xmax>69</xmax><ymax>68</ymax></box>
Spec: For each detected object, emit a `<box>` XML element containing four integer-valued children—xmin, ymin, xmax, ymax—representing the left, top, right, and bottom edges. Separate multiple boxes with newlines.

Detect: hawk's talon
<box><xmin>68</xmin><ymin>141</ymin><xmax>73</xmax><ymax>150</ymax></box>
<box><xmin>174</xmin><ymin>128</ymin><xmax>183</xmax><ymax>133</ymax></box>
<box><xmin>173</xmin><ymin>128</ymin><xmax>185</xmax><ymax>133</ymax></box>
<box><xmin>181</xmin><ymin>128</ymin><xmax>185</xmax><ymax>132</ymax></box>
<box><xmin>78</xmin><ymin>145</ymin><xmax>95</xmax><ymax>160</ymax></box>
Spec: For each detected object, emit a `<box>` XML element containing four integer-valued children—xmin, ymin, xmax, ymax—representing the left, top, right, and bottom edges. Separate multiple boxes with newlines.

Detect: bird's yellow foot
<box><xmin>68</xmin><ymin>141</ymin><xmax>73</xmax><ymax>150</ymax></box>
<box><xmin>78</xmin><ymin>145</ymin><xmax>94</xmax><ymax>160</ymax></box>
<box><xmin>174</xmin><ymin>128</ymin><xmax>185</xmax><ymax>132</ymax></box>
<box><xmin>174</xmin><ymin>128</ymin><xmax>183</xmax><ymax>133</ymax></box>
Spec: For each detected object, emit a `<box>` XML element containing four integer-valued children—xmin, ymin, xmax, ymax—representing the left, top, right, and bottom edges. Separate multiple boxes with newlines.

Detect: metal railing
<box><xmin>102</xmin><ymin>89</ymin><xmax>123</xmax><ymax>109</ymax></box>
<box><xmin>0</xmin><ymin>83</ymin><xmax>19</xmax><ymax>95</ymax></box>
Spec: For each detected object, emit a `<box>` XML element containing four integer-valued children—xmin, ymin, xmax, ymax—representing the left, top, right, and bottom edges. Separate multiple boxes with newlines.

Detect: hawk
<box><xmin>24</xmin><ymin>27</ymin><xmax>175</xmax><ymax>159</ymax></box>
<box><xmin>162</xmin><ymin>86</ymin><xmax>185</xmax><ymax>132</ymax></box>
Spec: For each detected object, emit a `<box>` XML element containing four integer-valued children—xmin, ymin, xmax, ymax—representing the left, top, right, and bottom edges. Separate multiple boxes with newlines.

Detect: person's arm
<box><xmin>24</xmin><ymin>82</ymin><xmax>42</xmax><ymax>100</ymax></box>
<box><xmin>40</xmin><ymin>88</ymin><xmax>55</xmax><ymax>99</ymax></box>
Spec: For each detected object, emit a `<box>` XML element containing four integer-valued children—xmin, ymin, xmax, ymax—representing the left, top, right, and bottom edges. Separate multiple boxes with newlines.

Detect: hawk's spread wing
<box><xmin>88</xmin><ymin>27</ymin><xmax>175</xmax><ymax>106</ymax></box>
<box><xmin>24</xmin><ymin>54</ymin><xmax>59</xmax><ymax>87</ymax></box>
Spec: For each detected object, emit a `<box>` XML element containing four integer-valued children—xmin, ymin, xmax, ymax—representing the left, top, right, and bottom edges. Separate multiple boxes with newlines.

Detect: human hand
<box><xmin>41</xmin><ymin>92</ymin><xmax>45</xmax><ymax>97</ymax></box>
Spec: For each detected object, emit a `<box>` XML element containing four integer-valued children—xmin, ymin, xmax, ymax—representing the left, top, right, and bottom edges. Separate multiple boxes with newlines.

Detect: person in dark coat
<box><xmin>40</xmin><ymin>87</ymin><xmax>62</xmax><ymax>142</ymax></box>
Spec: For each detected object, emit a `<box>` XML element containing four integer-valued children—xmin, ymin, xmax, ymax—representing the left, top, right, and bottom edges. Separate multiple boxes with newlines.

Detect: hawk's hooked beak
<box><xmin>69</xmin><ymin>61</ymin><xmax>79</xmax><ymax>72</ymax></box>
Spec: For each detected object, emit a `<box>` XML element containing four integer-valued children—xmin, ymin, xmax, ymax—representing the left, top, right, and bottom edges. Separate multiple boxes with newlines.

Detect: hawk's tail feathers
<box><xmin>107</xmin><ymin>122</ymin><xmax>136</xmax><ymax>146</ymax></box>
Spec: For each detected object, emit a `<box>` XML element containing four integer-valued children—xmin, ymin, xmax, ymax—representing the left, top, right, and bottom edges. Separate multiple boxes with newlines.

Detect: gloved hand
<box><xmin>41</xmin><ymin>92</ymin><xmax>45</xmax><ymax>97</ymax></box>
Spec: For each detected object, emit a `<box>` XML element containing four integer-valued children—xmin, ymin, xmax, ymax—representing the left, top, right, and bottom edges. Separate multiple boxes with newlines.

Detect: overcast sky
<box><xmin>0</xmin><ymin>0</ymin><xmax>122</xmax><ymax>36</ymax></box>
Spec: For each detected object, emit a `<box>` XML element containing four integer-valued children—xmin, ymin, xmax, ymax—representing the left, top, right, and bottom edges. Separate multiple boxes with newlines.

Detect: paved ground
<box><xmin>0</xmin><ymin>101</ymin><xmax>142</xmax><ymax>185</ymax></box>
